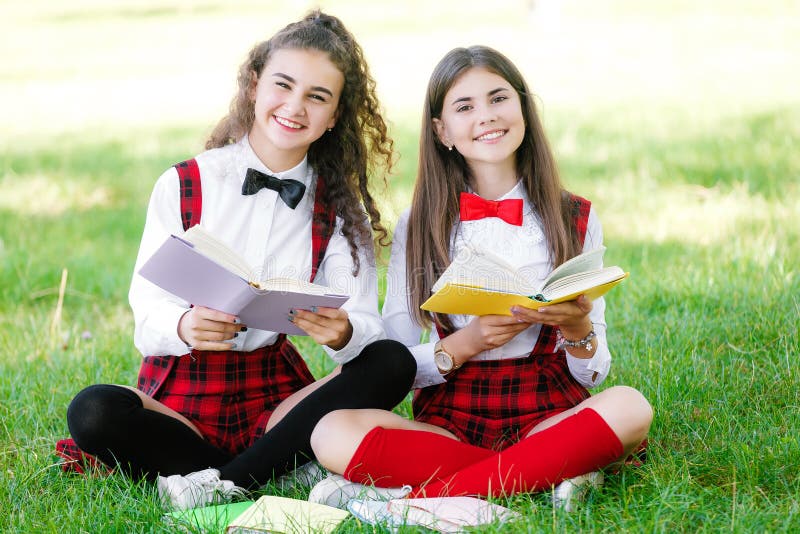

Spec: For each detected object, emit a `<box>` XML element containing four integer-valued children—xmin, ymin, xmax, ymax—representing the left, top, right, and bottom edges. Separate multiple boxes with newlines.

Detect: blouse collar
<box><xmin>237</xmin><ymin>135</ymin><xmax>311</xmax><ymax>186</ymax></box>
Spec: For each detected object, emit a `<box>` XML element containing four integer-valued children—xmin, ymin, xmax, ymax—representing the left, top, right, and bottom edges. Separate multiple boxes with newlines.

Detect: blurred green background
<box><xmin>1</xmin><ymin>0</ymin><xmax>798</xmax><ymax>531</ymax></box>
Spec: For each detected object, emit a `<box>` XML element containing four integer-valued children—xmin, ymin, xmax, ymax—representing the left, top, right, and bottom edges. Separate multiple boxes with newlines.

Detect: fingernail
<box><xmin>230</xmin><ymin>342</ymin><xmax>238</xmax><ymax>350</ymax></box>
<box><xmin>233</xmin><ymin>332</ymin><xmax>239</xmax><ymax>338</ymax></box>
<box><xmin>287</xmin><ymin>315</ymin><xmax>295</xmax><ymax>323</ymax></box>
<box><xmin>288</xmin><ymin>309</ymin><xmax>297</xmax><ymax>316</ymax></box>
<box><xmin>310</xmin><ymin>306</ymin><xmax>318</xmax><ymax>313</ymax></box>
<box><xmin>233</xmin><ymin>317</ymin><xmax>241</xmax><ymax>324</ymax></box>
<box><xmin>240</xmin><ymin>326</ymin><xmax>248</xmax><ymax>332</ymax></box>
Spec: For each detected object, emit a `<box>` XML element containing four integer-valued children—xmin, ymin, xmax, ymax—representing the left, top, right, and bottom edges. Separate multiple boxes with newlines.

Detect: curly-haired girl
<box><xmin>62</xmin><ymin>10</ymin><xmax>415</xmax><ymax>510</ymax></box>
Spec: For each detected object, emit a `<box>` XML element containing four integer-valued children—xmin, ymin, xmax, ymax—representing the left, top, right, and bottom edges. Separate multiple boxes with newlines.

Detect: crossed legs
<box><xmin>311</xmin><ymin>385</ymin><xmax>653</xmax><ymax>498</ymax></box>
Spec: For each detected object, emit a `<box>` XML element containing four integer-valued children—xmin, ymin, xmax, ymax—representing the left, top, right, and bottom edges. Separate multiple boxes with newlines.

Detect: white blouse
<box><xmin>383</xmin><ymin>181</ymin><xmax>612</xmax><ymax>389</ymax></box>
<box><xmin>129</xmin><ymin>136</ymin><xmax>384</xmax><ymax>364</ymax></box>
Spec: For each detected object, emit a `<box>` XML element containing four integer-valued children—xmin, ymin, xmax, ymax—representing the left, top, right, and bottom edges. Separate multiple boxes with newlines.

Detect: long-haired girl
<box><xmin>60</xmin><ymin>10</ymin><xmax>416</xmax><ymax>510</ymax></box>
<box><xmin>308</xmin><ymin>45</ymin><xmax>652</xmax><ymax>509</ymax></box>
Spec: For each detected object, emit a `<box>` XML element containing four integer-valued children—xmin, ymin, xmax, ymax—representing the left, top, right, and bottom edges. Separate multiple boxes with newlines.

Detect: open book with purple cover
<box><xmin>138</xmin><ymin>226</ymin><xmax>349</xmax><ymax>335</ymax></box>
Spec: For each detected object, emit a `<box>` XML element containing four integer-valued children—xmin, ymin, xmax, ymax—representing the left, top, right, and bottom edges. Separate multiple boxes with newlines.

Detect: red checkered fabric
<box><xmin>137</xmin><ymin>164</ymin><xmax>336</xmax><ymax>398</ymax></box>
<box><xmin>177</xmin><ymin>159</ymin><xmax>202</xmax><ymax>231</ymax></box>
<box><xmin>310</xmin><ymin>173</ymin><xmax>336</xmax><ymax>281</ymax></box>
<box><xmin>414</xmin><ymin>194</ymin><xmax>594</xmax><ymax>450</ymax></box>
<box><xmin>55</xmin><ymin>438</ymin><xmax>113</xmax><ymax>475</ymax></box>
<box><xmin>58</xmin><ymin>163</ymin><xmax>336</xmax><ymax>471</ymax></box>
<box><xmin>413</xmin><ymin>354</ymin><xmax>592</xmax><ymax>451</ymax></box>
<box><xmin>137</xmin><ymin>164</ymin><xmax>335</xmax><ymax>451</ymax></box>
<box><xmin>155</xmin><ymin>338</ymin><xmax>315</xmax><ymax>454</ymax></box>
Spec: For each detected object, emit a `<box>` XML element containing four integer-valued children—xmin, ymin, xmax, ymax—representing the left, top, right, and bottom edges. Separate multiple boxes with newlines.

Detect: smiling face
<box><xmin>433</xmin><ymin>67</ymin><xmax>525</xmax><ymax>178</ymax></box>
<box><xmin>248</xmin><ymin>47</ymin><xmax>344</xmax><ymax>171</ymax></box>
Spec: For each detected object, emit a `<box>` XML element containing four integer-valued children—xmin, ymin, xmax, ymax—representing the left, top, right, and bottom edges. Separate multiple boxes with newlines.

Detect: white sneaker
<box><xmin>276</xmin><ymin>461</ymin><xmax>328</xmax><ymax>490</ymax></box>
<box><xmin>308</xmin><ymin>473</ymin><xmax>411</xmax><ymax>509</ymax></box>
<box><xmin>157</xmin><ymin>468</ymin><xmax>246</xmax><ymax>510</ymax></box>
<box><xmin>552</xmin><ymin>471</ymin><xmax>604</xmax><ymax>512</ymax></box>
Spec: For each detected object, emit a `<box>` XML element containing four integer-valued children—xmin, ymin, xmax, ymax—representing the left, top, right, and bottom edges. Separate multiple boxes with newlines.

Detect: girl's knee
<box><xmin>310</xmin><ymin>410</ymin><xmax>355</xmax><ymax>454</ymax></box>
<box><xmin>620</xmin><ymin>386</ymin><xmax>653</xmax><ymax>424</ymax></box>
<box><xmin>310</xmin><ymin>409</ymin><xmax>373</xmax><ymax>472</ymax></box>
<box><xmin>360</xmin><ymin>339</ymin><xmax>417</xmax><ymax>386</ymax></box>
<box><xmin>607</xmin><ymin>385</ymin><xmax>653</xmax><ymax>439</ymax></box>
<box><xmin>588</xmin><ymin>386</ymin><xmax>652</xmax><ymax>446</ymax></box>
<box><xmin>67</xmin><ymin>384</ymin><xmax>139</xmax><ymax>442</ymax></box>
<box><xmin>313</xmin><ymin>409</ymin><xmax>347</xmax><ymax>435</ymax></box>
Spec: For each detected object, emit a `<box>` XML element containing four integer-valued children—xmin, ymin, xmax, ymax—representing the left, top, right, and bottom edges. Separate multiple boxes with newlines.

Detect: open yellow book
<box><xmin>420</xmin><ymin>245</ymin><xmax>628</xmax><ymax>316</ymax></box>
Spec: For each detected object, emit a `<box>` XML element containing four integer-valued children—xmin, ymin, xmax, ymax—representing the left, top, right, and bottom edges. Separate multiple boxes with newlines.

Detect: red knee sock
<box><xmin>344</xmin><ymin>427</ymin><xmax>494</xmax><ymax>487</ymax></box>
<box><xmin>411</xmin><ymin>408</ymin><xmax>623</xmax><ymax>498</ymax></box>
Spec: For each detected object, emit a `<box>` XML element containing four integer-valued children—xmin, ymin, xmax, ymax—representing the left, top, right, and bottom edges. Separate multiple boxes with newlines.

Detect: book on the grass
<box><xmin>225</xmin><ymin>495</ymin><xmax>349</xmax><ymax>534</ymax></box>
<box><xmin>348</xmin><ymin>496</ymin><xmax>520</xmax><ymax>533</ymax></box>
<box><xmin>420</xmin><ymin>245</ymin><xmax>628</xmax><ymax>316</ymax></box>
<box><xmin>138</xmin><ymin>225</ymin><xmax>349</xmax><ymax>335</ymax></box>
<box><xmin>164</xmin><ymin>500</ymin><xmax>255</xmax><ymax>533</ymax></box>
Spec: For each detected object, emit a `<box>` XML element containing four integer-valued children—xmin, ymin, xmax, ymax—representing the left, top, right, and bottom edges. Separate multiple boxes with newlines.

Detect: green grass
<box><xmin>2</xmin><ymin>1</ymin><xmax>799</xmax><ymax>532</ymax></box>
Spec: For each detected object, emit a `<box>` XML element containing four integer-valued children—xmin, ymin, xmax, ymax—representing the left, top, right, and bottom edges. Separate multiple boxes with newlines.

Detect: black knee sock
<box><xmin>218</xmin><ymin>339</ymin><xmax>416</xmax><ymax>489</ymax></box>
<box><xmin>67</xmin><ymin>384</ymin><xmax>231</xmax><ymax>480</ymax></box>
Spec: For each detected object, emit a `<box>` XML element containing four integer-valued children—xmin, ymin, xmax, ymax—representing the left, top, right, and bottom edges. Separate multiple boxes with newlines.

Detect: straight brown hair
<box><xmin>406</xmin><ymin>46</ymin><xmax>582</xmax><ymax>330</ymax></box>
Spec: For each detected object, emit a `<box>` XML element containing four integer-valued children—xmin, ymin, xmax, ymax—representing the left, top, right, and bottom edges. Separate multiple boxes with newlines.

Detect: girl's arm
<box><xmin>510</xmin><ymin>208</ymin><xmax>612</xmax><ymax>387</ymax></box>
<box><xmin>129</xmin><ymin>167</ymin><xmax>196</xmax><ymax>357</ymax></box>
<box><xmin>311</xmin><ymin>217</ymin><xmax>384</xmax><ymax>365</ymax></box>
<box><xmin>567</xmin><ymin>208</ymin><xmax>612</xmax><ymax>386</ymax></box>
<box><xmin>382</xmin><ymin>211</ymin><xmax>448</xmax><ymax>388</ymax></box>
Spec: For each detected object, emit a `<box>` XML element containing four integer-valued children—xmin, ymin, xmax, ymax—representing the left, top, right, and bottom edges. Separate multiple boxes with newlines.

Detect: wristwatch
<box><xmin>434</xmin><ymin>340</ymin><xmax>460</xmax><ymax>375</ymax></box>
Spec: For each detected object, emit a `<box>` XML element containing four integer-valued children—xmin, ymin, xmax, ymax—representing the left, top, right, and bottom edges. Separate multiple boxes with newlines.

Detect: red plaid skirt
<box><xmin>154</xmin><ymin>338</ymin><xmax>315</xmax><ymax>456</ymax></box>
<box><xmin>413</xmin><ymin>352</ymin><xmax>590</xmax><ymax>451</ymax></box>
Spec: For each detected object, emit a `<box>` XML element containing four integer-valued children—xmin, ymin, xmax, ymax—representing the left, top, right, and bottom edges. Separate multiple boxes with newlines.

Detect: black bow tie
<box><xmin>241</xmin><ymin>168</ymin><xmax>306</xmax><ymax>209</ymax></box>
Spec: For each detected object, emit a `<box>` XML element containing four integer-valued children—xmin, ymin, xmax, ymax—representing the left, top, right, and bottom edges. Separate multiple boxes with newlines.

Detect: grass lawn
<box><xmin>1</xmin><ymin>1</ymin><xmax>798</xmax><ymax>532</ymax></box>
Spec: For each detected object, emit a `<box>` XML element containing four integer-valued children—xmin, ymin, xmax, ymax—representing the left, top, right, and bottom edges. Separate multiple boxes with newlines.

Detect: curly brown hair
<box><xmin>206</xmin><ymin>10</ymin><xmax>392</xmax><ymax>273</ymax></box>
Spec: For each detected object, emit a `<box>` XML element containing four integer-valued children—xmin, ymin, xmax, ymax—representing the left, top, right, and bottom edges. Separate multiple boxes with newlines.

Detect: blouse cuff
<box><xmin>411</xmin><ymin>341</ymin><xmax>446</xmax><ymax>389</ymax></box>
<box><xmin>138</xmin><ymin>303</ymin><xmax>192</xmax><ymax>357</ymax></box>
<box><xmin>324</xmin><ymin>313</ymin><xmax>373</xmax><ymax>365</ymax></box>
<box><xmin>565</xmin><ymin>343</ymin><xmax>611</xmax><ymax>387</ymax></box>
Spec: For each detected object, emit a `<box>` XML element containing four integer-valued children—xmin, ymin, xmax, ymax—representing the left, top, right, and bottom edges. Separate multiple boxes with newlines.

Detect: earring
<box><xmin>448</xmin><ymin>145</ymin><xmax>453</xmax><ymax>151</ymax></box>
<box><xmin>327</xmin><ymin>127</ymin><xmax>333</xmax><ymax>132</ymax></box>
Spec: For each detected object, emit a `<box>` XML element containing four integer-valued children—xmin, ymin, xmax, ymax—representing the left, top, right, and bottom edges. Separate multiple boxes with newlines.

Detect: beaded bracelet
<box><xmin>556</xmin><ymin>329</ymin><xmax>597</xmax><ymax>352</ymax></box>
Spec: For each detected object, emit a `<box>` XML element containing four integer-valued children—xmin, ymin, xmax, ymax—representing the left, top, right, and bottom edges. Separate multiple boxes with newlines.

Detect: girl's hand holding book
<box><xmin>177</xmin><ymin>305</ymin><xmax>245</xmax><ymax>351</ymax></box>
<box><xmin>512</xmin><ymin>296</ymin><xmax>597</xmax><ymax>358</ymax></box>
<box><xmin>289</xmin><ymin>307</ymin><xmax>353</xmax><ymax>351</ymax></box>
<box><xmin>511</xmin><ymin>294</ymin><xmax>593</xmax><ymax>330</ymax></box>
<box><xmin>448</xmin><ymin>314</ymin><xmax>531</xmax><ymax>360</ymax></box>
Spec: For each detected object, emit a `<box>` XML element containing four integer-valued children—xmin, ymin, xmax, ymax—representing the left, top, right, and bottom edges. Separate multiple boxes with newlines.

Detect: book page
<box><xmin>543</xmin><ymin>246</ymin><xmax>606</xmax><ymax>288</ymax></box>
<box><xmin>540</xmin><ymin>265</ymin><xmax>626</xmax><ymax>301</ymax></box>
<box><xmin>257</xmin><ymin>277</ymin><xmax>333</xmax><ymax>295</ymax></box>
<box><xmin>182</xmin><ymin>225</ymin><xmax>253</xmax><ymax>282</ymax></box>
<box><xmin>433</xmin><ymin>245</ymin><xmax>537</xmax><ymax>295</ymax></box>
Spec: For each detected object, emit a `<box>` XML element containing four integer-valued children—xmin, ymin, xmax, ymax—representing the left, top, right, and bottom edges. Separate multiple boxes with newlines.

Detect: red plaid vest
<box><xmin>136</xmin><ymin>159</ymin><xmax>336</xmax><ymax>397</ymax></box>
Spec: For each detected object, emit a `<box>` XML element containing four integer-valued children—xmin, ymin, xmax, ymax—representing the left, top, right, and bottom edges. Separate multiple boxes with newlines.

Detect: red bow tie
<box><xmin>459</xmin><ymin>192</ymin><xmax>523</xmax><ymax>226</ymax></box>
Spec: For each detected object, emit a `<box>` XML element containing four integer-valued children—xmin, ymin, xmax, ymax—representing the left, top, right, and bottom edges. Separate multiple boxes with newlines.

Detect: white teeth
<box><xmin>274</xmin><ymin>116</ymin><xmax>302</xmax><ymax>129</ymax></box>
<box><xmin>476</xmin><ymin>130</ymin><xmax>505</xmax><ymax>141</ymax></box>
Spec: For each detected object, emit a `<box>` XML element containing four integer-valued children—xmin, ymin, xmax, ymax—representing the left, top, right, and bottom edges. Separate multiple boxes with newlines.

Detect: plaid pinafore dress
<box><xmin>413</xmin><ymin>195</ymin><xmax>593</xmax><ymax>451</ymax></box>
<box><xmin>136</xmin><ymin>159</ymin><xmax>336</xmax><ymax>455</ymax></box>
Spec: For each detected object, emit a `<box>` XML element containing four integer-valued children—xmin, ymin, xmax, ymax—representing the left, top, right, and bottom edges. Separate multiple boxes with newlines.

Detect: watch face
<box><xmin>434</xmin><ymin>350</ymin><xmax>453</xmax><ymax>372</ymax></box>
